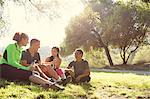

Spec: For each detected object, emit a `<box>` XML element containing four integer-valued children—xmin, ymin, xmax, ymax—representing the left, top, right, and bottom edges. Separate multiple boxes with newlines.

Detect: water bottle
<box><xmin>51</xmin><ymin>64</ymin><xmax>55</xmax><ymax>69</ymax></box>
<box><xmin>31</xmin><ymin>60</ymin><xmax>36</xmax><ymax>66</ymax></box>
<box><xmin>32</xmin><ymin>60</ymin><xmax>40</xmax><ymax>76</ymax></box>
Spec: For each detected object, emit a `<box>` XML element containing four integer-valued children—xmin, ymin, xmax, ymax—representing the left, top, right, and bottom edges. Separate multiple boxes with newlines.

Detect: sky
<box><xmin>0</xmin><ymin>0</ymin><xmax>85</xmax><ymax>48</ymax></box>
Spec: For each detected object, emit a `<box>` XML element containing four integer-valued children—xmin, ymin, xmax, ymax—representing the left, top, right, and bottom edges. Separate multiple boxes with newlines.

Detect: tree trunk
<box><xmin>103</xmin><ymin>46</ymin><xmax>114</xmax><ymax>66</ymax></box>
<box><xmin>123</xmin><ymin>47</ymin><xmax>127</xmax><ymax>64</ymax></box>
<box><xmin>91</xmin><ymin>29</ymin><xmax>114</xmax><ymax>66</ymax></box>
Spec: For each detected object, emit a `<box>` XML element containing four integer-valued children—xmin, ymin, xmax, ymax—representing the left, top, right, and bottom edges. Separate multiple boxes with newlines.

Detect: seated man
<box><xmin>21</xmin><ymin>39</ymin><xmax>62</xmax><ymax>83</ymax></box>
<box><xmin>65</xmin><ymin>49</ymin><xmax>91</xmax><ymax>83</ymax></box>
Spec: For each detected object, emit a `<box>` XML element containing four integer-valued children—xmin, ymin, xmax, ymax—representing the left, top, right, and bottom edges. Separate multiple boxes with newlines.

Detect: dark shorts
<box><xmin>79</xmin><ymin>76</ymin><xmax>91</xmax><ymax>82</ymax></box>
<box><xmin>73</xmin><ymin>76</ymin><xmax>91</xmax><ymax>83</ymax></box>
<box><xmin>65</xmin><ymin>70</ymin><xmax>91</xmax><ymax>83</ymax></box>
<box><xmin>0</xmin><ymin>64</ymin><xmax>32</xmax><ymax>81</ymax></box>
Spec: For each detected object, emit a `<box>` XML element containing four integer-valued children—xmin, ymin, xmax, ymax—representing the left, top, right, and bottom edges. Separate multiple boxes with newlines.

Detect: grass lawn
<box><xmin>0</xmin><ymin>72</ymin><xmax>150</xmax><ymax>99</ymax></box>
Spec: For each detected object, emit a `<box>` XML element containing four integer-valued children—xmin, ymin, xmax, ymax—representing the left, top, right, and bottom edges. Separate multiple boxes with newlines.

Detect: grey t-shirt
<box><xmin>68</xmin><ymin>59</ymin><xmax>90</xmax><ymax>77</ymax></box>
<box><xmin>21</xmin><ymin>49</ymin><xmax>41</xmax><ymax>64</ymax></box>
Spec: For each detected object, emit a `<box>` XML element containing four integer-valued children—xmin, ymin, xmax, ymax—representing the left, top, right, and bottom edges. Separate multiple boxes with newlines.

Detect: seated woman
<box><xmin>0</xmin><ymin>33</ymin><xmax>64</xmax><ymax>90</ymax></box>
<box><xmin>45</xmin><ymin>47</ymin><xmax>66</xmax><ymax>79</ymax></box>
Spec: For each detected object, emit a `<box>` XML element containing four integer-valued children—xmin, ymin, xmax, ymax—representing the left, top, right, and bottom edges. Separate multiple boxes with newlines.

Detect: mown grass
<box><xmin>0</xmin><ymin>72</ymin><xmax>150</xmax><ymax>99</ymax></box>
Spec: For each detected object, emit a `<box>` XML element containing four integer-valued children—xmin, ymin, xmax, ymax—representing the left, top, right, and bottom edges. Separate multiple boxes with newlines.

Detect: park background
<box><xmin>0</xmin><ymin>0</ymin><xmax>150</xmax><ymax>99</ymax></box>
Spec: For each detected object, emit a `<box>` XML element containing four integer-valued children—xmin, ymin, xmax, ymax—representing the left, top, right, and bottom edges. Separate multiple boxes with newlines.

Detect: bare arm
<box><xmin>54</xmin><ymin>58</ymin><xmax>61</xmax><ymax>69</ymax></box>
<box><xmin>67</xmin><ymin>61</ymin><xmax>73</xmax><ymax>69</ymax></box>
<box><xmin>78</xmin><ymin>69</ymin><xmax>90</xmax><ymax>78</ymax></box>
<box><xmin>45</xmin><ymin>57</ymin><xmax>50</xmax><ymax>62</ymax></box>
<box><xmin>20</xmin><ymin>60</ymin><xmax>30</xmax><ymax>67</ymax></box>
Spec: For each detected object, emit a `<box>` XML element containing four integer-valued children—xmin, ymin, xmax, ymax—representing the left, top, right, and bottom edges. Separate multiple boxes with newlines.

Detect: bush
<box><xmin>85</xmin><ymin>49</ymin><xmax>108</xmax><ymax>68</ymax></box>
<box><xmin>132</xmin><ymin>45</ymin><xmax>150</xmax><ymax>64</ymax></box>
<box><xmin>62</xmin><ymin>45</ymin><xmax>150</xmax><ymax>68</ymax></box>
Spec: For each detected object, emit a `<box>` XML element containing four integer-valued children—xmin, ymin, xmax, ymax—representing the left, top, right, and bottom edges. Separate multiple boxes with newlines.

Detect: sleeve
<box><xmin>84</xmin><ymin>61</ymin><xmax>90</xmax><ymax>70</ymax></box>
<box><xmin>21</xmin><ymin>51</ymin><xmax>28</xmax><ymax>61</ymax></box>
<box><xmin>68</xmin><ymin>61</ymin><xmax>74</xmax><ymax>68</ymax></box>
<box><xmin>37</xmin><ymin>53</ymin><xmax>41</xmax><ymax>63</ymax></box>
<box><xmin>7</xmin><ymin>45</ymin><xmax>30</xmax><ymax>70</ymax></box>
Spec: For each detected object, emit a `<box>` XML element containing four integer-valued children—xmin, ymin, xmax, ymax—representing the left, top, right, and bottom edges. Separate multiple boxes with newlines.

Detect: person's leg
<box><xmin>35</xmin><ymin>66</ymin><xmax>49</xmax><ymax>80</ymax></box>
<box><xmin>40</xmin><ymin>65</ymin><xmax>60</xmax><ymax>80</ymax></box>
<box><xmin>79</xmin><ymin>76</ymin><xmax>91</xmax><ymax>83</ymax></box>
<box><xmin>1</xmin><ymin>64</ymin><xmax>32</xmax><ymax>81</ymax></box>
<box><xmin>29</xmin><ymin>75</ymin><xmax>64</xmax><ymax>90</ymax></box>
<box><xmin>65</xmin><ymin>69</ymin><xmax>76</xmax><ymax>83</ymax></box>
<box><xmin>29</xmin><ymin>75</ymin><xmax>53</xmax><ymax>85</ymax></box>
<box><xmin>65</xmin><ymin>69</ymin><xmax>75</xmax><ymax>78</ymax></box>
<box><xmin>0</xmin><ymin>64</ymin><xmax>2</xmax><ymax>78</ymax></box>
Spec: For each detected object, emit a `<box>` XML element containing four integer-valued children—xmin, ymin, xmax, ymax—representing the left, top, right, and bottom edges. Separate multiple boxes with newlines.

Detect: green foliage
<box><xmin>63</xmin><ymin>0</ymin><xmax>150</xmax><ymax>65</ymax></box>
<box><xmin>62</xmin><ymin>7</ymin><xmax>100</xmax><ymax>56</ymax></box>
<box><xmin>0</xmin><ymin>0</ymin><xmax>4</xmax><ymax>6</ymax></box>
<box><xmin>132</xmin><ymin>45</ymin><xmax>150</xmax><ymax>64</ymax></box>
<box><xmin>85</xmin><ymin>48</ymin><xmax>108</xmax><ymax>67</ymax></box>
<box><xmin>0</xmin><ymin>18</ymin><xmax>5</xmax><ymax>29</ymax></box>
<box><xmin>84</xmin><ymin>47</ymin><xmax>125</xmax><ymax>67</ymax></box>
<box><xmin>91</xmin><ymin>0</ymin><xmax>149</xmax><ymax>64</ymax></box>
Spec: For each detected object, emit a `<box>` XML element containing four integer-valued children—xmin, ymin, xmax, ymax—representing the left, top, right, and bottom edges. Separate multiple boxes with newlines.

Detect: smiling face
<box><xmin>51</xmin><ymin>48</ymin><xmax>59</xmax><ymax>57</ymax></box>
<box><xmin>75</xmin><ymin>50</ymin><xmax>83</xmax><ymax>60</ymax></box>
<box><xmin>20</xmin><ymin>36</ymin><xmax>29</xmax><ymax>46</ymax></box>
<box><xmin>32</xmin><ymin>41</ymin><xmax>40</xmax><ymax>52</ymax></box>
<box><xmin>30</xmin><ymin>39</ymin><xmax>40</xmax><ymax>52</ymax></box>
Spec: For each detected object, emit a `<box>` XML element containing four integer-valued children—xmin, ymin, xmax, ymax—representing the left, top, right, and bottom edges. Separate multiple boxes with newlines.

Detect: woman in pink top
<box><xmin>45</xmin><ymin>47</ymin><xmax>66</xmax><ymax>79</ymax></box>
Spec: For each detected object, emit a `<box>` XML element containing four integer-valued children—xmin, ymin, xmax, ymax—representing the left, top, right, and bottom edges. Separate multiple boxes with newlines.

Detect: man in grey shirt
<box><xmin>21</xmin><ymin>39</ymin><xmax>62</xmax><ymax>82</ymax></box>
<box><xmin>65</xmin><ymin>49</ymin><xmax>91</xmax><ymax>83</ymax></box>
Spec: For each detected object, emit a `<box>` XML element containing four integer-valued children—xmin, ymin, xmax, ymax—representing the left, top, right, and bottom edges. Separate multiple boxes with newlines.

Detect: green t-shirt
<box><xmin>0</xmin><ymin>43</ymin><xmax>30</xmax><ymax>71</ymax></box>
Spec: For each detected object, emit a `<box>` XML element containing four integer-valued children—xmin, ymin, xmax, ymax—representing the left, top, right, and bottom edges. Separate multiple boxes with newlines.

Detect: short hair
<box><xmin>30</xmin><ymin>39</ymin><xmax>40</xmax><ymax>46</ymax></box>
<box><xmin>13</xmin><ymin>32</ymin><xmax>28</xmax><ymax>42</ymax></box>
<box><xmin>76</xmin><ymin>49</ymin><xmax>83</xmax><ymax>55</ymax></box>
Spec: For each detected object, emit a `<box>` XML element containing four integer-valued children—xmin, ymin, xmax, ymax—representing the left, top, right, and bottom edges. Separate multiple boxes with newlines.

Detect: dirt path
<box><xmin>91</xmin><ymin>68</ymin><xmax>150</xmax><ymax>75</ymax></box>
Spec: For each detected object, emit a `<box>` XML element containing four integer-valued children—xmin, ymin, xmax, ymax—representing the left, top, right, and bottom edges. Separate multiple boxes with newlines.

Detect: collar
<box><xmin>27</xmin><ymin>48</ymin><xmax>38</xmax><ymax>55</ymax></box>
<box><xmin>15</xmin><ymin>43</ymin><xmax>23</xmax><ymax>51</ymax></box>
<box><xmin>75</xmin><ymin>59</ymin><xmax>84</xmax><ymax>62</ymax></box>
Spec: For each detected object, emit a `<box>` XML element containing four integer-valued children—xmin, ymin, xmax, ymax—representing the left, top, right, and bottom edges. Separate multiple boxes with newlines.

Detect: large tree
<box><xmin>62</xmin><ymin>7</ymin><xmax>99</xmax><ymax>55</ymax></box>
<box><xmin>62</xmin><ymin>6</ymin><xmax>114</xmax><ymax>66</ymax></box>
<box><xmin>91</xmin><ymin>0</ymin><xmax>149</xmax><ymax>64</ymax></box>
<box><xmin>63</xmin><ymin>0</ymin><xmax>149</xmax><ymax>65</ymax></box>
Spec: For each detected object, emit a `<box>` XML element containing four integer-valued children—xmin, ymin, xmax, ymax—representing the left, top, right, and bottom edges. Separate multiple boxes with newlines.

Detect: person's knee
<box><xmin>65</xmin><ymin>71</ymin><xmax>71</xmax><ymax>77</ymax></box>
<box><xmin>40</xmin><ymin>66</ymin><xmax>47</xmax><ymax>72</ymax></box>
<box><xmin>29</xmin><ymin>75</ymin><xmax>34</xmax><ymax>81</ymax></box>
<box><xmin>87</xmin><ymin>76</ymin><xmax>91</xmax><ymax>82</ymax></box>
<box><xmin>80</xmin><ymin>76</ymin><xmax>91</xmax><ymax>83</ymax></box>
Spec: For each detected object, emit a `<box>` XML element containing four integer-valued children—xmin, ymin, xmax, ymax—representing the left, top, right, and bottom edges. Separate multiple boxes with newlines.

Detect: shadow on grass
<box><xmin>78</xmin><ymin>82</ymin><xmax>96</xmax><ymax>95</ymax></box>
<box><xmin>0</xmin><ymin>78</ymin><xmax>10</xmax><ymax>88</ymax></box>
<box><xmin>0</xmin><ymin>78</ymin><xmax>31</xmax><ymax>89</ymax></box>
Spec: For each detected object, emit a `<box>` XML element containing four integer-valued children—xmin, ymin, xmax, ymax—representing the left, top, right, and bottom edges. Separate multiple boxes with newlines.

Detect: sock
<box><xmin>53</xmin><ymin>77</ymin><xmax>62</xmax><ymax>82</ymax></box>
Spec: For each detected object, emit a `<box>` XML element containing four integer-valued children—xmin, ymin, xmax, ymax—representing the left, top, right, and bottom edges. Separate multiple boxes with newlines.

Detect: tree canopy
<box><xmin>62</xmin><ymin>0</ymin><xmax>150</xmax><ymax>65</ymax></box>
